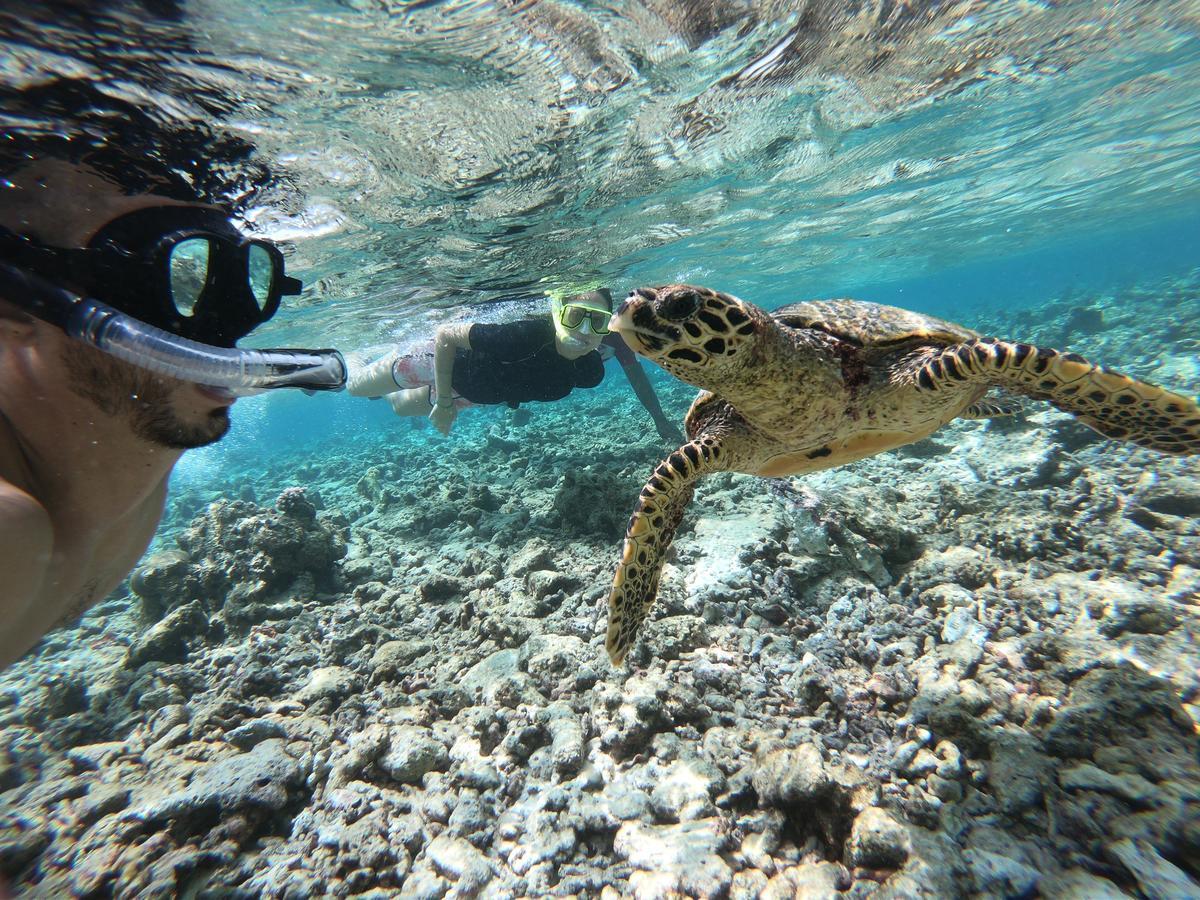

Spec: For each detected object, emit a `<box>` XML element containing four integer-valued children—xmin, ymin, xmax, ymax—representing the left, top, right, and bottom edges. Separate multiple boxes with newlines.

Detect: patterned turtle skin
<box><xmin>604</xmin><ymin>283</ymin><xmax>1200</xmax><ymax>665</ymax></box>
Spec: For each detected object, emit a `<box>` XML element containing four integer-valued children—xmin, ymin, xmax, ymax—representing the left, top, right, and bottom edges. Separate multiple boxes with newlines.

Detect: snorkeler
<box><xmin>0</xmin><ymin>160</ymin><xmax>342</xmax><ymax>668</ymax></box>
<box><xmin>348</xmin><ymin>288</ymin><xmax>684</xmax><ymax>441</ymax></box>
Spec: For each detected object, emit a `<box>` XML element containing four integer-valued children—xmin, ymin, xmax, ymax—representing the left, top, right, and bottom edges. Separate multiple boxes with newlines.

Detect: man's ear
<box><xmin>0</xmin><ymin>298</ymin><xmax>36</xmax><ymax>341</ymax></box>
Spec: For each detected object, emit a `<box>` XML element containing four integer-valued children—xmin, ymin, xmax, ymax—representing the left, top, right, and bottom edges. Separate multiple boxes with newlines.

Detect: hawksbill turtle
<box><xmin>604</xmin><ymin>283</ymin><xmax>1200</xmax><ymax>664</ymax></box>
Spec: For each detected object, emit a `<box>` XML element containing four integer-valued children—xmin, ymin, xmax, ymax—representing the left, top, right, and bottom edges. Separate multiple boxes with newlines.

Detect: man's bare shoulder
<box><xmin>0</xmin><ymin>479</ymin><xmax>52</xmax><ymax>541</ymax></box>
<box><xmin>0</xmin><ymin>479</ymin><xmax>53</xmax><ymax>573</ymax></box>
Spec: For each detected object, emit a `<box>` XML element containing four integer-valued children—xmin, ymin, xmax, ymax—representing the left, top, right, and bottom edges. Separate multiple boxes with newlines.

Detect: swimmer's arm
<box><xmin>0</xmin><ymin>483</ymin><xmax>53</xmax><ymax>668</ymax></box>
<box><xmin>606</xmin><ymin>335</ymin><xmax>684</xmax><ymax>443</ymax></box>
<box><xmin>432</xmin><ymin>324</ymin><xmax>473</xmax><ymax>408</ymax></box>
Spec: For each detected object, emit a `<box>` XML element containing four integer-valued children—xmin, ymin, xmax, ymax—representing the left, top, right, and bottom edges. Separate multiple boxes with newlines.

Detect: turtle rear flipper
<box><xmin>917</xmin><ymin>339</ymin><xmax>1200</xmax><ymax>455</ymax></box>
<box><xmin>606</xmin><ymin>437</ymin><xmax>728</xmax><ymax>665</ymax></box>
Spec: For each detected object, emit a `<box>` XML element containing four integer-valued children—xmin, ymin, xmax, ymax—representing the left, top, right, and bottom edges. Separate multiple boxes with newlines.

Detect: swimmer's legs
<box><xmin>347</xmin><ymin>354</ymin><xmax>401</xmax><ymax>397</ymax></box>
<box><xmin>387</xmin><ymin>386</ymin><xmax>435</xmax><ymax>417</ymax></box>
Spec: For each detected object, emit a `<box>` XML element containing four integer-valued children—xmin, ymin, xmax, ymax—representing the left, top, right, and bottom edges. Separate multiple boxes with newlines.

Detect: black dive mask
<box><xmin>0</xmin><ymin>206</ymin><xmax>301</xmax><ymax>347</ymax></box>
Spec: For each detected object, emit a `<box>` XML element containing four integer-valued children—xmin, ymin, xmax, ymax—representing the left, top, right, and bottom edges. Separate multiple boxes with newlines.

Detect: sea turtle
<box><xmin>604</xmin><ymin>283</ymin><xmax>1200</xmax><ymax>665</ymax></box>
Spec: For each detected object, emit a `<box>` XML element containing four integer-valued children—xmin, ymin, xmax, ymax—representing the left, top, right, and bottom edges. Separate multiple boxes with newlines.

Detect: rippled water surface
<box><xmin>4</xmin><ymin>0</ymin><xmax>1200</xmax><ymax>346</ymax></box>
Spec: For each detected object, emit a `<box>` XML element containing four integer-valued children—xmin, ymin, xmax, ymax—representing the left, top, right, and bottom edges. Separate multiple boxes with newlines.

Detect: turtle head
<box><xmin>611</xmin><ymin>284</ymin><xmax>764</xmax><ymax>387</ymax></box>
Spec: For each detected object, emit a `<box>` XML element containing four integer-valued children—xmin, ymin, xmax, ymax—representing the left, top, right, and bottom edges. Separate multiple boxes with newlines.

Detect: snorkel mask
<box><xmin>0</xmin><ymin>206</ymin><xmax>345</xmax><ymax>393</ymax></box>
<box><xmin>550</xmin><ymin>288</ymin><xmax>613</xmax><ymax>353</ymax></box>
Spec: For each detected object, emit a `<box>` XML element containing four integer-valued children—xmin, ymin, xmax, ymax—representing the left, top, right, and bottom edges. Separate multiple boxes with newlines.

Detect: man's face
<box><xmin>2</xmin><ymin>163</ymin><xmax>238</xmax><ymax>449</ymax></box>
<box><xmin>61</xmin><ymin>341</ymin><xmax>233</xmax><ymax>449</ymax></box>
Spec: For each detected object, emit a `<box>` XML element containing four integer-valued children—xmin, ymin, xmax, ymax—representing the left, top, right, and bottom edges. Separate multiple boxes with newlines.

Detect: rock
<box><xmin>126</xmin><ymin>600</ymin><xmax>210</xmax><ymax>666</ymax></box>
<box><xmin>400</xmin><ymin>861</ymin><xmax>451</xmax><ymax>900</ymax></box>
<box><xmin>370</xmin><ymin>640</ymin><xmax>434</xmax><ymax>680</ymax></box>
<box><xmin>276</xmin><ymin>486</ymin><xmax>317</xmax><ymax>520</ymax></box>
<box><xmin>1040</xmin><ymin>868</ymin><xmax>1134</xmax><ymax>899</ymax></box>
<box><xmin>941</xmin><ymin>606</ymin><xmax>988</xmax><ymax>646</ymax></box>
<box><xmin>1106</xmin><ymin>838</ymin><xmax>1200</xmax><ymax>900</ymax></box>
<box><xmin>604</xmin><ymin>781</ymin><xmax>652</xmax><ymax>821</ymax></box>
<box><xmin>525</xmin><ymin>569</ymin><xmax>580</xmax><ymax>603</ymax></box>
<box><xmin>459</xmin><ymin>649</ymin><xmax>520</xmax><ymax>696</ymax></box>
<box><xmin>761</xmin><ymin>862</ymin><xmax>846</xmax><ymax>899</ymax></box>
<box><xmin>987</xmin><ymin>727</ymin><xmax>1052</xmax><ymax>814</ymax></box>
<box><xmin>649</xmin><ymin>759</ymin><xmax>723</xmax><ymax>822</ymax></box>
<box><xmin>129</xmin><ymin>739</ymin><xmax>303</xmax><ymax>825</ymax></box>
<box><xmin>509</xmin><ymin>539</ymin><xmax>554</xmax><ymax>575</ymax></box>
<box><xmin>295</xmin><ymin>666</ymin><xmax>360</xmax><ymax>705</ymax></box>
<box><xmin>1059</xmin><ymin>763</ymin><xmax>1157</xmax><ymax>807</ymax></box>
<box><xmin>731</xmin><ymin>869</ymin><xmax>770</xmax><ymax>900</ymax></box>
<box><xmin>425</xmin><ymin>834</ymin><xmax>494</xmax><ymax>893</ymax></box>
<box><xmin>128</xmin><ymin>549</ymin><xmax>192</xmax><ymax>621</ymax></box>
<box><xmin>74</xmin><ymin>784</ymin><xmax>131</xmax><ymax>826</ymax></box>
<box><xmin>598</xmin><ymin>675</ymin><xmax>673</xmax><ymax>759</ymax></box>
<box><xmin>537</xmin><ymin>702</ymin><xmax>585</xmax><ymax>776</ymax></box>
<box><xmin>644</xmin><ymin>615</ymin><xmax>709</xmax><ymax>660</ymax></box>
<box><xmin>522</xmin><ymin>635</ymin><xmax>596</xmax><ymax>690</ymax></box>
<box><xmin>0</xmin><ymin>818</ymin><xmax>50</xmax><ymax>877</ymax></box>
<box><xmin>965</xmin><ymin>848</ymin><xmax>1040</xmax><ymax>897</ymax></box>
<box><xmin>1045</xmin><ymin>667</ymin><xmax>1194</xmax><ymax>760</ymax></box>
<box><xmin>226</xmin><ymin>718</ymin><xmax>289</xmax><ymax>749</ymax></box>
<box><xmin>1096</xmin><ymin>594</ymin><xmax>1181</xmax><ymax>637</ymax></box>
<box><xmin>66</xmin><ymin>742</ymin><xmax>131</xmax><ymax>772</ymax></box>
<box><xmin>446</xmin><ymin>795</ymin><xmax>490</xmax><ymax>840</ymax></box>
<box><xmin>378</xmin><ymin>727</ymin><xmax>448</xmax><ymax>785</ymax></box>
<box><xmin>1137</xmin><ymin>475</ymin><xmax>1200</xmax><ymax>518</ymax></box>
<box><xmin>614</xmin><ymin>819</ymin><xmax>733</xmax><ymax>899</ymax></box>
<box><xmin>419</xmin><ymin>573</ymin><xmax>465</xmax><ymax>603</ymax></box>
<box><xmin>753</xmin><ymin>743</ymin><xmax>830</xmax><ymax>806</ymax></box>
<box><xmin>846</xmin><ymin>806</ymin><xmax>911</xmax><ymax>869</ymax></box>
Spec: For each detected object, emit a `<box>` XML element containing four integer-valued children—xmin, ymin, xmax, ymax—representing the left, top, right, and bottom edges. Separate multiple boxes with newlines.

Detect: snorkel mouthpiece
<box><xmin>0</xmin><ymin>262</ymin><xmax>346</xmax><ymax>393</ymax></box>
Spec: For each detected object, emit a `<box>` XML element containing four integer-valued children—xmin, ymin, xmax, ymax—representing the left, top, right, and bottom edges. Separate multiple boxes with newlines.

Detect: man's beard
<box><xmin>62</xmin><ymin>344</ymin><xmax>231</xmax><ymax>449</ymax></box>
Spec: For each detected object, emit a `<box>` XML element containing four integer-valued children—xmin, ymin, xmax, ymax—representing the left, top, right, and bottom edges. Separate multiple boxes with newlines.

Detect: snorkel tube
<box><xmin>0</xmin><ymin>262</ymin><xmax>346</xmax><ymax>393</ymax></box>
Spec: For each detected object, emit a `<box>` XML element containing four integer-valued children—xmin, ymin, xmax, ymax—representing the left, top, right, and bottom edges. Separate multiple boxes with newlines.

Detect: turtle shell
<box><xmin>772</xmin><ymin>299</ymin><xmax>978</xmax><ymax>348</ymax></box>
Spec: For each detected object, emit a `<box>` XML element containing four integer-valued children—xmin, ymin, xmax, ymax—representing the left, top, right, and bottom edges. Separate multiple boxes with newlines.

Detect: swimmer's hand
<box><xmin>429</xmin><ymin>401</ymin><xmax>458</xmax><ymax>436</ymax></box>
<box><xmin>657</xmin><ymin>421</ymin><xmax>685</xmax><ymax>444</ymax></box>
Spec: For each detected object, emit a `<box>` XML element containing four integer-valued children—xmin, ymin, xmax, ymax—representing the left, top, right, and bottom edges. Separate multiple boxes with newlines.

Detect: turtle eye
<box><xmin>659</xmin><ymin>290</ymin><xmax>701</xmax><ymax>321</ymax></box>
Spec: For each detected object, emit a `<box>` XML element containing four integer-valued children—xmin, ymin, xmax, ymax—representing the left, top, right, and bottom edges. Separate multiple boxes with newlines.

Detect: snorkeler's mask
<box><xmin>0</xmin><ymin>205</ymin><xmax>299</xmax><ymax>347</ymax></box>
<box><xmin>0</xmin><ymin>207</ymin><xmax>345</xmax><ymax>393</ymax></box>
<box><xmin>550</xmin><ymin>288</ymin><xmax>613</xmax><ymax>350</ymax></box>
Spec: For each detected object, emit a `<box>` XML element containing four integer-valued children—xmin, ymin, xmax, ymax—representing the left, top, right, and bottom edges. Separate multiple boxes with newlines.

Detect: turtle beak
<box><xmin>611</xmin><ymin>290</ymin><xmax>667</xmax><ymax>355</ymax></box>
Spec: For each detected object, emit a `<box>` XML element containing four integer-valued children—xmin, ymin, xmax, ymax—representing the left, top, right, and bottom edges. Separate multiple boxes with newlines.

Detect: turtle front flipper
<box><xmin>916</xmin><ymin>339</ymin><xmax>1200</xmax><ymax>455</ymax></box>
<box><xmin>606</xmin><ymin>437</ymin><xmax>729</xmax><ymax>665</ymax></box>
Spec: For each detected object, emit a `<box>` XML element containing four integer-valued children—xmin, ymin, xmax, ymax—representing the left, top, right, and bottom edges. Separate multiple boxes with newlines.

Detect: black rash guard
<box><xmin>452</xmin><ymin>319</ymin><xmax>605</xmax><ymax>406</ymax></box>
